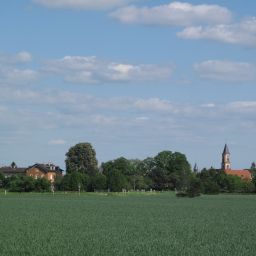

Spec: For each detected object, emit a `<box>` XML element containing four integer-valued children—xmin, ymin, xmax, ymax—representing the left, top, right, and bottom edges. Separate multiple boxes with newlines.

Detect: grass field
<box><xmin>0</xmin><ymin>192</ymin><xmax>255</xmax><ymax>256</ymax></box>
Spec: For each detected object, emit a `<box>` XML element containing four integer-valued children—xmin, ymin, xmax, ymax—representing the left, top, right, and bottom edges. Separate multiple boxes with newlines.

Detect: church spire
<box><xmin>222</xmin><ymin>144</ymin><xmax>230</xmax><ymax>155</ymax></box>
<box><xmin>222</xmin><ymin>144</ymin><xmax>231</xmax><ymax>170</ymax></box>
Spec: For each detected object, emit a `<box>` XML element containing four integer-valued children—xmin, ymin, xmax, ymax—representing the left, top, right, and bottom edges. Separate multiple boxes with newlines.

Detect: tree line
<box><xmin>0</xmin><ymin>142</ymin><xmax>256</xmax><ymax>196</ymax></box>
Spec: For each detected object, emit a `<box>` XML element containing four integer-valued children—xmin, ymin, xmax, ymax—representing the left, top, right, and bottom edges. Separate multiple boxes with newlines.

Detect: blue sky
<box><xmin>0</xmin><ymin>0</ymin><xmax>256</xmax><ymax>170</ymax></box>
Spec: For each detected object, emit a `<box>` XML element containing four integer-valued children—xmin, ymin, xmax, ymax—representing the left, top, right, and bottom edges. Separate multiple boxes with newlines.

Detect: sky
<box><xmin>0</xmin><ymin>0</ymin><xmax>256</xmax><ymax>170</ymax></box>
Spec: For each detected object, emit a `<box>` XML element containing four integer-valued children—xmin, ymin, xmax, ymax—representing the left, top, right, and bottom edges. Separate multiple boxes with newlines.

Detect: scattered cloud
<box><xmin>0</xmin><ymin>51</ymin><xmax>32</xmax><ymax>64</ymax></box>
<box><xmin>226</xmin><ymin>101</ymin><xmax>256</xmax><ymax>113</ymax></box>
<box><xmin>194</xmin><ymin>60</ymin><xmax>256</xmax><ymax>82</ymax></box>
<box><xmin>33</xmin><ymin>0</ymin><xmax>138</xmax><ymax>10</ymax></box>
<box><xmin>15</xmin><ymin>51</ymin><xmax>33</xmax><ymax>63</ymax></box>
<box><xmin>0</xmin><ymin>51</ymin><xmax>37</xmax><ymax>85</ymax></box>
<box><xmin>1</xmin><ymin>85</ymin><xmax>256</xmax><ymax>165</ymax></box>
<box><xmin>178</xmin><ymin>17</ymin><xmax>256</xmax><ymax>47</ymax></box>
<box><xmin>0</xmin><ymin>67</ymin><xmax>38</xmax><ymax>85</ymax></box>
<box><xmin>44</xmin><ymin>55</ymin><xmax>173</xmax><ymax>84</ymax></box>
<box><xmin>32</xmin><ymin>1</ymin><xmax>256</xmax><ymax>48</ymax></box>
<box><xmin>111</xmin><ymin>2</ymin><xmax>232</xmax><ymax>26</ymax></box>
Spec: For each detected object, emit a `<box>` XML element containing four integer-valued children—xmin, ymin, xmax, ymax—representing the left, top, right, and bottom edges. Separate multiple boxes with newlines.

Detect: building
<box><xmin>221</xmin><ymin>144</ymin><xmax>252</xmax><ymax>181</ymax></box>
<box><xmin>0</xmin><ymin>164</ymin><xmax>26</xmax><ymax>178</ymax></box>
<box><xmin>26</xmin><ymin>163</ymin><xmax>64</xmax><ymax>183</ymax></box>
<box><xmin>0</xmin><ymin>162</ymin><xmax>64</xmax><ymax>182</ymax></box>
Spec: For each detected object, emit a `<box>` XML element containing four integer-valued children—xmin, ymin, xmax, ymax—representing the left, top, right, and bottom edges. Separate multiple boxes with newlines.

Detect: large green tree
<box><xmin>149</xmin><ymin>151</ymin><xmax>191</xmax><ymax>190</ymax></box>
<box><xmin>65</xmin><ymin>142</ymin><xmax>98</xmax><ymax>175</ymax></box>
<box><xmin>102</xmin><ymin>157</ymin><xmax>130</xmax><ymax>191</ymax></box>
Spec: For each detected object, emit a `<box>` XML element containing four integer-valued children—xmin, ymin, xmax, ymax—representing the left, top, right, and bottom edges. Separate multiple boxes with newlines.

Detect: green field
<box><xmin>0</xmin><ymin>192</ymin><xmax>255</xmax><ymax>256</ymax></box>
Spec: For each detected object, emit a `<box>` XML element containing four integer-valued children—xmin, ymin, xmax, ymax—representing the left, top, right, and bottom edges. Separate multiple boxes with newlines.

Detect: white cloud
<box><xmin>0</xmin><ymin>67</ymin><xmax>38</xmax><ymax>85</ymax></box>
<box><xmin>48</xmin><ymin>139</ymin><xmax>67</xmax><ymax>145</ymax></box>
<box><xmin>0</xmin><ymin>51</ymin><xmax>32</xmax><ymax>64</ymax></box>
<box><xmin>194</xmin><ymin>60</ymin><xmax>256</xmax><ymax>82</ymax></box>
<box><xmin>44</xmin><ymin>55</ymin><xmax>173</xmax><ymax>83</ymax></box>
<box><xmin>33</xmin><ymin>0</ymin><xmax>138</xmax><ymax>10</ymax></box>
<box><xmin>15</xmin><ymin>52</ymin><xmax>33</xmax><ymax>63</ymax></box>
<box><xmin>226</xmin><ymin>101</ymin><xmax>256</xmax><ymax>113</ymax></box>
<box><xmin>178</xmin><ymin>17</ymin><xmax>256</xmax><ymax>47</ymax></box>
<box><xmin>2</xmin><ymin>84</ymin><xmax>256</xmax><ymax>135</ymax></box>
<box><xmin>111</xmin><ymin>2</ymin><xmax>232</xmax><ymax>26</ymax></box>
<box><xmin>0</xmin><ymin>51</ymin><xmax>37</xmax><ymax>85</ymax></box>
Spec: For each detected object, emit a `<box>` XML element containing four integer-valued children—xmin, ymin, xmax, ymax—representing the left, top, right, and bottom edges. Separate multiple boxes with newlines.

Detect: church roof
<box><xmin>222</xmin><ymin>144</ymin><xmax>230</xmax><ymax>155</ymax></box>
<box><xmin>224</xmin><ymin>169</ymin><xmax>252</xmax><ymax>181</ymax></box>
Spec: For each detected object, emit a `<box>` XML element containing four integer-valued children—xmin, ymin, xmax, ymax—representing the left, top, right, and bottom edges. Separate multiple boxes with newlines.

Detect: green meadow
<box><xmin>0</xmin><ymin>192</ymin><xmax>255</xmax><ymax>256</ymax></box>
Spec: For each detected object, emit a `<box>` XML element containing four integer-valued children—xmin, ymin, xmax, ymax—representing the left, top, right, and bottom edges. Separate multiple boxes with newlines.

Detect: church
<box><xmin>221</xmin><ymin>144</ymin><xmax>252</xmax><ymax>181</ymax></box>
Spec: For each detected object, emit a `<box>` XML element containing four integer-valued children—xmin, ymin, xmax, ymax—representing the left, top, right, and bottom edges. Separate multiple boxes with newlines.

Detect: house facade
<box><xmin>26</xmin><ymin>163</ymin><xmax>64</xmax><ymax>183</ymax></box>
<box><xmin>0</xmin><ymin>162</ymin><xmax>63</xmax><ymax>182</ymax></box>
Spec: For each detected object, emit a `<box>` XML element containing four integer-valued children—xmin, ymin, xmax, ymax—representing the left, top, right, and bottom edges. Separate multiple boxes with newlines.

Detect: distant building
<box><xmin>26</xmin><ymin>163</ymin><xmax>64</xmax><ymax>183</ymax></box>
<box><xmin>221</xmin><ymin>144</ymin><xmax>252</xmax><ymax>181</ymax></box>
<box><xmin>0</xmin><ymin>162</ymin><xmax>64</xmax><ymax>182</ymax></box>
<box><xmin>0</xmin><ymin>165</ymin><xmax>26</xmax><ymax>178</ymax></box>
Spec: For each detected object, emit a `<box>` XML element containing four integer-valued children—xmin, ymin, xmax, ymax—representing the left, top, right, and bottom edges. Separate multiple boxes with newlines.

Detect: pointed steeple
<box><xmin>221</xmin><ymin>144</ymin><xmax>231</xmax><ymax>170</ymax></box>
<box><xmin>222</xmin><ymin>144</ymin><xmax>230</xmax><ymax>155</ymax></box>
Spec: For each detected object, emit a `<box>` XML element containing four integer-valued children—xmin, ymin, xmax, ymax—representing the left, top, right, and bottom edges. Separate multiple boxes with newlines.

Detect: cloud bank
<box><xmin>111</xmin><ymin>2</ymin><xmax>232</xmax><ymax>26</ymax></box>
<box><xmin>194</xmin><ymin>60</ymin><xmax>256</xmax><ymax>82</ymax></box>
<box><xmin>44</xmin><ymin>56</ymin><xmax>173</xmax><ymax>84</ymax></box>
<box><xmin>178</xmin><ymin>17</ymin><xmax>256</xmax><ymax>47</ymax></box>
<box><xmin>0</xmin><ymin>52</ymin><xmax>38</xmax><ymax>85</ymax></box>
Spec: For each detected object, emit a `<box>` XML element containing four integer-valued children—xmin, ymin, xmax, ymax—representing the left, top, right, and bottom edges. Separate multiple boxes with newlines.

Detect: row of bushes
<box><xmin>1</xmin><ymin>175</ymin><xmax>51</xmax><ymax>192</ymax></box>
<box><xmin>178</xmin><ymin>169</ymin><xmax>255</xmax><ymax>197</ymax></box>
<box><xmin>1</xmin><ymin>168</ymin><xmax>255</xmax><ymax>195</ymax></box>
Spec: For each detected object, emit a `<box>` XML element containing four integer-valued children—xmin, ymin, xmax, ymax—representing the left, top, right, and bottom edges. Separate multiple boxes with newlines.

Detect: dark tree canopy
<box><xmin>65</xmin><ymin>142</ymin><xmax>98</xmax><ymax>175</ymax></box>
<box><xmin>101</xmin><ymin>151</ymin><xmax>192</xmax><ymax>192</ymax></box>
<box><xmin>149</xmin><ymin>151</ymin><xmax>191</xmax><ymax>190</ymax></box>
<box><xmin>61</xmin><ymin>172</ymin><xmax>89</xmax><ymax>191</ymax></box>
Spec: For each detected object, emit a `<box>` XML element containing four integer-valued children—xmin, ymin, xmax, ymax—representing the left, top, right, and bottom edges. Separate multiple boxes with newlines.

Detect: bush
<box><xmin>89</xmin><ymin>173</ymin><xmax>107</xmax><ymax>191</ymax></box>
<box><xmin>9</xmin><ymin>176</ymin><xmax>35</xmax><ymax>192</ymax></box>
<box><xmin>203</xmin><ymin>181</ymin><xmax>220</xmax><ymax>194</ymax></box>
<box><xmin>107</xmin><ymin>169</ymin><xmax>127</xmax><ymax>192</ymax></box>
<box><xmin>61</xmin><ymin>172</ymin><xmax>88</xmax><ymax>191</ymax></box>
<box><xmin>186</xmin><ymin>177</ymin><xmax>201</xmax><ymax>197</ymax></box>
<box><xmin>34</xmin><ymin>178</ymin><xmax>51</xmax><ymax>192</ymax></box>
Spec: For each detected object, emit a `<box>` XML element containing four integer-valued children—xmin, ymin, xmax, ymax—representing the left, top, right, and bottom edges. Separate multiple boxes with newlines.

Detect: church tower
<box><xmin>222</xmin><ymin>144</ymin><xmax>231</xmax><ymax>170</ymax></box>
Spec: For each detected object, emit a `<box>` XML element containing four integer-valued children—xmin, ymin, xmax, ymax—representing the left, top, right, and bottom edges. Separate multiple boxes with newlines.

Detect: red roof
<box><xmin>224</xmin><ymin>169</ymin><xmax>252</xmax><ymax>181</ymax></box>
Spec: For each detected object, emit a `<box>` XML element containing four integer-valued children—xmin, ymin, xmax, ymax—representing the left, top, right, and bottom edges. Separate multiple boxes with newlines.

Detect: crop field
<box><xmin>0</xmin><ymin>192</ymin><xmax>256</xmax><ymax>256</ymax></box>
